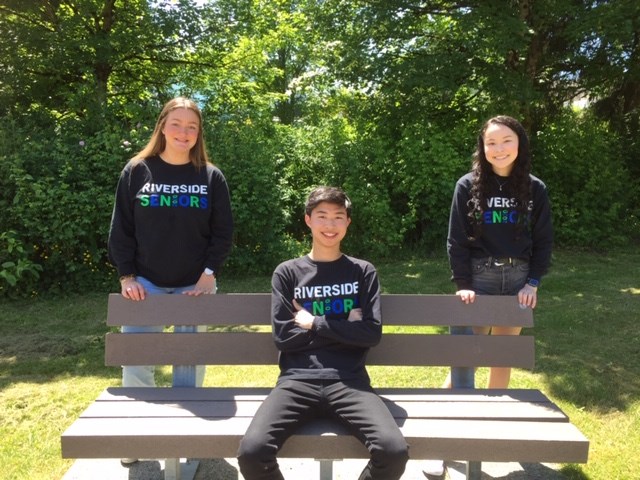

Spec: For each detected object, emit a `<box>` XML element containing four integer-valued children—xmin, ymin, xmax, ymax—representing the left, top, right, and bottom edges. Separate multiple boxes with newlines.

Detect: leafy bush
<box><xmin>0</xmin><ymin>230</ymin><xmax>42</xmax><ymax>297</ymax></box>
<box><xmin>3</xmin><ymin>114</ymin><xmax>150</xmax><ymax>294</ymax></box>
<box><xmin>535</xmin><ymin>111</ymin><xmax>631</xmax><ymax>247</ymax></box>
<box><xmin>390</xmin><ymin>122</ymin><xmax>476</xmax><ymax>251</ymax></box>
<box><xmin>210</xmin><ymin>119</ymin><xmax>299</xmax><ymax>274</ymax></box>
<box><xmin>0</xmin><ymin>105</ymin><xmax>635</xmax><ymax>297</ymax></box>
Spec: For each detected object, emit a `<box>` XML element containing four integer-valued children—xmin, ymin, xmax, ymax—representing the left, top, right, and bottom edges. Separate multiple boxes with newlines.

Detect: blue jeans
<box><xmin>237</xmin><ymin>379</ymin><xmax>409</xmax><ymax>480</ymax></box>
<box><xmin>121</xmin><ymin>276</ymin><xmax>214</xmax><ymax>387</ymax></box>
<box><xmin>451</xmin><ymin>257</ymin><xmax>530</xmax><ymax>388</ymax></box>
<box><xmin>470</xmin><ymin>257</ymin><xmax>530</xmax><ymax>296</ymax></box>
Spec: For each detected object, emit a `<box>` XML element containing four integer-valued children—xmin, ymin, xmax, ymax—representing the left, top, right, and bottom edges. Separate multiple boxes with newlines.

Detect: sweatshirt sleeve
<box><xmin>447</xmin><ymin>176</ymin><xmax>474</xmax><ymax>290</ymax></box>
<box><xmin>271</xmin><ymin>265</ymin><xmax>316</xmax><ymax>352</ymax></box>
<box><xmin>204</xmin><ymin>167</ymin><xmax>234</xmax><ymax>275</ymax></box>
<box><xmin>527</xmin><ymin>179</ymin><xmax>554</xmax><ymax>281</ymax></box>
<box><xmin>107</xmin><ymin>163</ymin><xmax>138</xmax><ymax>277</ymax></box>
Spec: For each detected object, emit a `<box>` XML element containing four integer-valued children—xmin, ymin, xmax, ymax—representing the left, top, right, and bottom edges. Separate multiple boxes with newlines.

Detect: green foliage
<box><xmin>0</xmin><ymin>0</ymin><xmax>637</xmax><ymax>295</ymax></box>
<box><xmin>391</xmin><ymin>123</ymin><xmax>476</xmax><ymax>250</ymax></box>
<box><xmin>0</xmin><ymin>230</ymin><xmax>42</xmax><ymax>297</ymax></box>
<box><xmin>211</xmin><ymin>119</ymin><xmax>299</xmax><ymax>274</ymax></box>
<box><xmin>2</xmin><ymin>115</ymin><xmax>152</xmax><ymax>294</ymax></box>
<box><xmin>535</xmin><ymin>111</ymin><xmax>632</xmax><ymax>247</ymax></box>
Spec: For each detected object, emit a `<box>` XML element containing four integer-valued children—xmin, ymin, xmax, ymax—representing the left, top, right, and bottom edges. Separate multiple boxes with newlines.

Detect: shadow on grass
<box><xmin>532</xmin><ymin>283</ymin><xmax>640</xmax><ymax>414</ymax></box>
<box><xmin>443</xmin><ymin>461</ymin><xmax>573</xmax><ymax>479</ymax></box>
<box><xmin>0</xmin><ymin>292</ymin><xmax>118</xmax><ymax>391</ymax></box>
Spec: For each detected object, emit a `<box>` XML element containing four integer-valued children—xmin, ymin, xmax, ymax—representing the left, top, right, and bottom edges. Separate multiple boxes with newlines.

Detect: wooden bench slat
<box><xmin>106</xmin><ymin>293</ymin><xmax>533</xmax><ymax>328</ymax></box>
<box><xmin>107</xmin><ymin>293</ymin><xmax>272</xmax><ymax>327</ymax></box>
<box><xmin>379</xmin><ymin>294</ymin><xmax>533</xmax><ymax>327</ymax></box>
<box><xmin>105</xmin><ymin>332</ymin><xmax>535</xmax><ymax>368</ymax></box>
<box><xmin>61</xmin><ymin>417</ymin><xmax>589</xmax><ymax>463</ymax></box>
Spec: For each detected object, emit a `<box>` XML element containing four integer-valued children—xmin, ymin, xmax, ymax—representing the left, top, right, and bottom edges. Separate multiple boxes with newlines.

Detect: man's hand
<box><xmin>292</xmin><ymin>299</ymin><xmax>315</xmax><ymax>330</ymax></box>
<box><xmin>347</xmin><ymin>308</ymin><xmax>363</xmax><ymax>322</ymax></box>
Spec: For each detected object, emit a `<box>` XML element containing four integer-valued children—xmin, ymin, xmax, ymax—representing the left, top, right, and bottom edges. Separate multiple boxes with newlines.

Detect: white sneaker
<box><xmin>121</xmin><ymin>458</ymin><xmax>139</xmax><ymax>465</ymax></box>
<box><xmin>422</xmin><ymin>459</ymin><xmax>445</xmax><ymax>476</ymax></box>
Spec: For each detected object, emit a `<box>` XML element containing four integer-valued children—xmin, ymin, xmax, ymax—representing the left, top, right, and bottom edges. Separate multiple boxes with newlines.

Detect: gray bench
<box><xmin>61</xmin><ymin>293</ymin><xmax>589</xmax><ymax>480</ymax></box>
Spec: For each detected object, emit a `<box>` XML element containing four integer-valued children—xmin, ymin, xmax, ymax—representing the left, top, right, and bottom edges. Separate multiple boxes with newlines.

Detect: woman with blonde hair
<box><xmin>107</xmin><ymin>97</ymin><xmax>233</xmax><ymax>462</ymax></box>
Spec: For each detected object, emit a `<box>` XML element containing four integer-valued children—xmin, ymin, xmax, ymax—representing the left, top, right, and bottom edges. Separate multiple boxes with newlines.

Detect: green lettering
<box><xmin>312</xmin><ymin>301</ymin><xmax>325</xmax><ymax>316</ymax></box>
<box><xmin>343</xmin><ymin>298</ymin><xmax>354</xmax><ymax>313</ymax></box>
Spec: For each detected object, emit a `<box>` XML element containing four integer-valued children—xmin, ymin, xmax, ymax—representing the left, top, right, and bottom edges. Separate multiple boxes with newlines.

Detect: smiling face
<box><xmin>305</xmin><ymin>201</ymin><xmax>351</xmax><ymax>259</ymax></box>
<box><xmin>483</xmin><ymin>122</ymin><xmax>520</xmax><ymax>176</ymax></box>
<box><xmin>160</xmin><ymin>108</ymin><xmax>200</xmax><ymax>163</ymax></box>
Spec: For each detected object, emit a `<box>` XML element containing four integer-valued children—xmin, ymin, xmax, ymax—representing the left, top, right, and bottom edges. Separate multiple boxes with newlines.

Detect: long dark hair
<box><xmin>468</xmin><ymin>115</ymin><xmax>532</xmax><ymax>240</ymax></box>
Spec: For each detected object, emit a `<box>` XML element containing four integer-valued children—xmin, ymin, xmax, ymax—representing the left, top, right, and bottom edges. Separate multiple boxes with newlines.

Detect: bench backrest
<box><xmin>105</xmin><ymin>293</ymin><xmax>534</xmax><ymax>369</ymax></box>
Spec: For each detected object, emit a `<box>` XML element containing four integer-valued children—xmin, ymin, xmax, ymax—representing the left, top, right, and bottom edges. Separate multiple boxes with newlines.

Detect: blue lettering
<box><xmin>331</xmin><ymin>299</ymin><xmax>344</xmax><ymax>314</ymax></box>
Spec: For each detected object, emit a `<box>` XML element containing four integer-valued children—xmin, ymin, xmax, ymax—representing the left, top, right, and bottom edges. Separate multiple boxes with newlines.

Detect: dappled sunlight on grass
<box><xmin>621</xmin><ymin>287</ymin><xmax>640</xmax><ymax>295</ymax></box>
<box><xmin>368</xmin><ymin>365</ymin><xmax>450</xmax><ymax>388</ymax></box>
<box><xmin>1</xmin><ymin>377</ymin><xmax>113</xmax><ymax>480</ymax></box>
<box><xmin>1</xmin><ymin>249</ymin><xmax>638</xmax><ymax>479</ymax></box>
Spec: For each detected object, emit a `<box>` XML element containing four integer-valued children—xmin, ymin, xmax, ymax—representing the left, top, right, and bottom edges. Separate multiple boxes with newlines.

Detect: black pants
<box><xmin>237</xmin><ymin>378</ymin><xmax>409</xmax><ymax>480</ymax></box>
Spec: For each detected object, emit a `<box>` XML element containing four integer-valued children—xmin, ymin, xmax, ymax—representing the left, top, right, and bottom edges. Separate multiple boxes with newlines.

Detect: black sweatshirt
<box><xmin>108</xmin><ymin>156</ymin><xmax>233</xmax><ymax>287</ymax></box>
<box><xmin>271</xmin><ymin>254</ymin><xmax>382</xmax><ymax>383</ymax></box>
<box><xmin>447</xmin><ymin>172</ymin><xmax>553</xmax><ymax>290</ymax></box>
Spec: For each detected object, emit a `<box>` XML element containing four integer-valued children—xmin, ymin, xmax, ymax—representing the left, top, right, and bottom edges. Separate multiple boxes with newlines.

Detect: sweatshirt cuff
<box><xmin>454</xmin><ymin>279</ymin><xmax>472</xmax><ymax>290</ymax></box>
<box><xmin>117</xmin><ymin>263</ymin><xmax>136</xmax><ymax>277</ymax></box>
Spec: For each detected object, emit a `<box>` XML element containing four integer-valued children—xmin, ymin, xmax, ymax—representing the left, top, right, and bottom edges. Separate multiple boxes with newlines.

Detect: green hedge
<box><xmin>0</xmin><ymin>109</ymin><xmax>635</xmax><ymax>297</ymax></box>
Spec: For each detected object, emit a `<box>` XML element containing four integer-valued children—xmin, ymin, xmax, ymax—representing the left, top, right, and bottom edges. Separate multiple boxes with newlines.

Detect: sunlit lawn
<box><xmin>1</xmin><ymin>248</ymin><xmax>638</xmax><ymax>479</ymax></box>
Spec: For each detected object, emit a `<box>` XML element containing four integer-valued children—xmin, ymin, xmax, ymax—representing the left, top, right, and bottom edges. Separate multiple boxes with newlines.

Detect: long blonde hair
<box><xmin>134</xmin><ymin>97</ymin><xmax>210</xmax><ymax>168</ymax></box>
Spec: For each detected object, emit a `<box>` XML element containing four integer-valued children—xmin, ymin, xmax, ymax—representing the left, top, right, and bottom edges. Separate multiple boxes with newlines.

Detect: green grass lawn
<box><xmin>1</xmin><ymin>249</ymin><xmax>638</xmax><ymax>479</ymax></box>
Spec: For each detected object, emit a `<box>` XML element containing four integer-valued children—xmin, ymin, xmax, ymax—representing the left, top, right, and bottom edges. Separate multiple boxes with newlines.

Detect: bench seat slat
<box><xmin>106</xmin><ymin>293</ymin><xmax>533</xmax><ymax>328</ymax></box>
<box><xmin>105</xmin><ymin>332</ymin><xmax>535</xmax><ymax>368</ymax></box>
<box><xmin>61</xmin><ymin>417</ymin><xmax>589</xmax><ymax>463</ymax></box>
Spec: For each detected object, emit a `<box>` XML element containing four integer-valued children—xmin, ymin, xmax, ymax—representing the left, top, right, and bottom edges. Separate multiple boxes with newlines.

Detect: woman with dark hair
<box><xmin>423</xmin><ymin>115</ymin><xmax>553</xmax><ymax>478</ymax></box>
<box><xmin>447</xmin><ymin>115</ymin><xmax>553</xmax><ymax>388</ymax></box>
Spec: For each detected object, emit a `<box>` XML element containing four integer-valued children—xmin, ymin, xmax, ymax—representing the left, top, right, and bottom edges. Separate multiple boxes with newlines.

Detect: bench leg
<box><xmin>450</xmin><ymin>326</ymin><xmax>475</xmax><ymax>389</ymax></box>
<box><xmin>163</xmin><ymin>458</ymin><xmax>199</xmax><ymax>480</ymax></box>
<box><xmin>466</xmin><ymin>460</ymin><xmax>482</xmax><ymax>480</ymax></box>
<box><xmin>173</xmin><ymin>326</ymin><xmax>198</xmax><ymax>388</ymax></box>
<box><xmin>317</xmin><ymin>459</ymin><xmax>333</xmax><ymax>480</ymax></box>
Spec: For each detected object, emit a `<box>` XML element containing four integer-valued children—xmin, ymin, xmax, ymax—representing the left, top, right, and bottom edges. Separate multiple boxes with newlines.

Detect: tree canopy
<box><xmin>0</xmin><ymin>0</ymin><xmax>638</xmax><ymax>295</ymax></box>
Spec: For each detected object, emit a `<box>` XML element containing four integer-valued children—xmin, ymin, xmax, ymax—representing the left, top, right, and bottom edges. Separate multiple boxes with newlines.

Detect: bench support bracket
<box><xmin>164</xmin><ymin>458</ymin><xmax>199</xmax><ymax>480</ymax></box>
<box><xmin>466</xmin><ymin>460</ymin><xmax>481</xmax><ymax>480</ymax></box>
<box><xmin>317</xmin><ymin>458</ymin><xmax>335</xmax><ymax>480</ymax></box>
